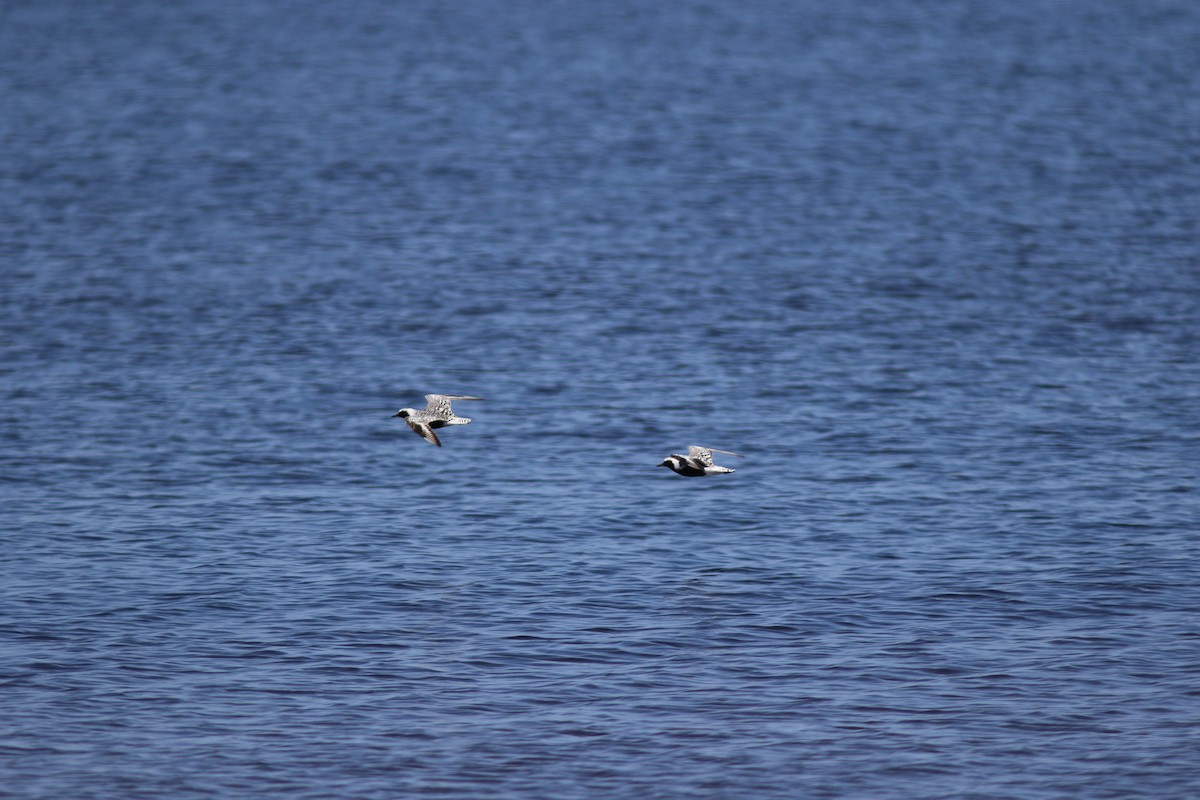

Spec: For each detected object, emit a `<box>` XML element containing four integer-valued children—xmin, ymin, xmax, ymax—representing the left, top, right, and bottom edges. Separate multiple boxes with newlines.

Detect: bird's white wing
<box><xmin>424</xmin><ymin>394</ymin><xmax>483</xmax><ymax>417</ymax></box>
<box><xmin>688</xmin><ymin>446</ymin><xmax>742</xmax><ymax>465</ymax></box>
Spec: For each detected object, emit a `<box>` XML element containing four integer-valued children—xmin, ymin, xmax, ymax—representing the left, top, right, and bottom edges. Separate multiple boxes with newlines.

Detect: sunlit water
<box><xmin>3</xmin><ymin>1</ymin><xmax>1199</xmax><ymax>798</ymax></box>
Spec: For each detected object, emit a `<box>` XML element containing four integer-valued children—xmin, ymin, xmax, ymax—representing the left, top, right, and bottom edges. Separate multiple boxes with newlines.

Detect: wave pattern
<box><xmin>2</xmin><ymin>0</ymin><xmax>1199</xmax><ymax>798</ymax></box>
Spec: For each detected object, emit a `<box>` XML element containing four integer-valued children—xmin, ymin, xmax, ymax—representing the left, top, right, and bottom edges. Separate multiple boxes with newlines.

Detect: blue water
<box><xmin>3</xmin><ymin>1</ymin><xmax>1199</xmax><ymax>797</ymax></box>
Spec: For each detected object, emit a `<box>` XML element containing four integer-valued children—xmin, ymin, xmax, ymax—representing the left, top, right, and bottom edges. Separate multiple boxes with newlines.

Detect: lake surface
<box><xmin>2</xmin><ymin>1</ymin><xmax>1198</xmax><ymax>797</ymax></box>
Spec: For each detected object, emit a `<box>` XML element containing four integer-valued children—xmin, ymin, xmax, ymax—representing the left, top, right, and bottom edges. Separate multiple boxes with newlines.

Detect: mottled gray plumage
<box><xmin>658</xmin><ymin>445</ymin><xmax>742</xmax><ymax>476</ymax></box>
<box><xmin>392</xmin><ymin>393</ymin><xmax>483</xmax><ymax>447</ymax></box>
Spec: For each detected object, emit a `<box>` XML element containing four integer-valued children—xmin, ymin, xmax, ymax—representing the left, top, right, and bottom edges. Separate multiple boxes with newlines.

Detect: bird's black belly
<box><xmin>673</xmin><ymin>464</ymin><xmax>707</xmax><ymax>477</ymax></box>
<box><xmin>428</xmin><ymin>420</ymin><xmax>449</xmax><ymax>429</ymax></box>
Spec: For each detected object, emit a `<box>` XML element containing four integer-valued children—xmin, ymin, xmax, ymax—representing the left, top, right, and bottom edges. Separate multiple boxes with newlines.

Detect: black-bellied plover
<box><xmin>658</xmin><ymin>446</ymin><xmax>742</xmax><ymax>477</ymax></box>
<box><xmin>392</xmin><ymin>394</ymin><xmax>483</xmax><ymax>447</ymax></box>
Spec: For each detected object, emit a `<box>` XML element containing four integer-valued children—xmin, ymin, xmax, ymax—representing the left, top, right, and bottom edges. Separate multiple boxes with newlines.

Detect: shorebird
<box><xmin>392</xmin><ymin>394</ymin><xmax>482</xmax><ymax>447</ymax></box>
<box><xmin>658</xmin><ymin>446</ymin><xmax>742</xmax><ymax>477</ymax></box>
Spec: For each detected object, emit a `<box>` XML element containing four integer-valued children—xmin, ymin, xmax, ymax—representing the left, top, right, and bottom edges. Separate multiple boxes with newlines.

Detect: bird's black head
<box><xmin>657</xmin><ymin>459</ymin><xmax>673</xmax><ymax>468</ymax></box>
<box><xmin>392</xmin><ymin>409</ymin><xmax>411</xmax><ymax>419</ymax></box>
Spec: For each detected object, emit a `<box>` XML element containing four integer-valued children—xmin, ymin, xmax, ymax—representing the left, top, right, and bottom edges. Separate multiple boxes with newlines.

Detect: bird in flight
<box><xmin>657</xmin><ymin>445</ymin><xmax>742</xmax><ymax>477</ymax></box>
<box><xmin>392</xmin><ymin>394</ymin><xmax>483</xmax><ymax>447</ymax></box>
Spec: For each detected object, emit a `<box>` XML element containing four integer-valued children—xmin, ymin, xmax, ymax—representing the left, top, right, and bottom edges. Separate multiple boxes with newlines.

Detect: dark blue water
<box><xmin>3</xmin><ymin>1</ymin><xmax>1199</xmax><ymax>797</ymax></box>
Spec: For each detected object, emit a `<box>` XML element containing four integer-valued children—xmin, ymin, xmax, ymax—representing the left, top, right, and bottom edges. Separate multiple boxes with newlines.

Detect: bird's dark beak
<box><xmin>391</xmin><ymin>412</ymin><xmax>402</xmax><ymax>418</ymax></box>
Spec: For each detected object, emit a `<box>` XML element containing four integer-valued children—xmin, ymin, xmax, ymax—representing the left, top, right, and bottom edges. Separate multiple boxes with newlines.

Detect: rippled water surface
<box><xmin>3</xmin><ymin>1</ymin><xmax>1199</xmax><ymax>797</ymax></box>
